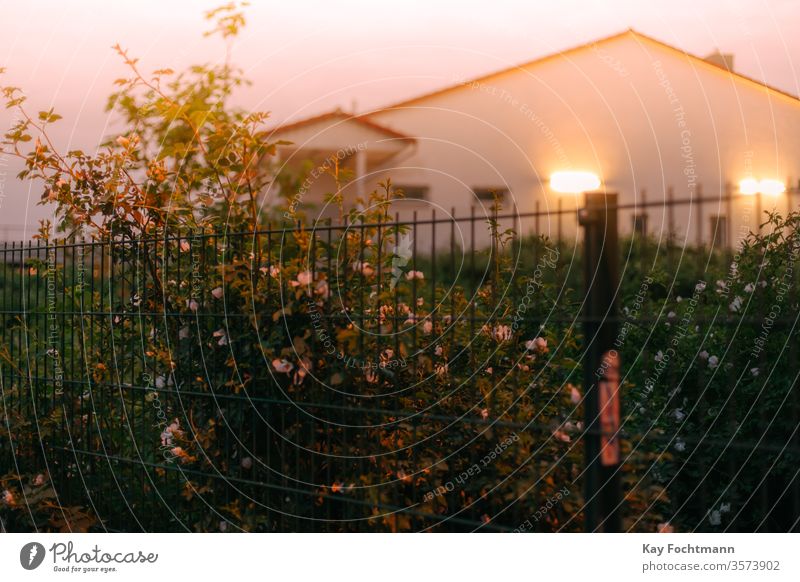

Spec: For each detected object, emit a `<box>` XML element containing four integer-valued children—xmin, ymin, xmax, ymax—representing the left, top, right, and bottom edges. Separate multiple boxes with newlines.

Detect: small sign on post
<box><xmin>598</xmin><ymin>350</ymin><xmax>621</xmax><ymax>467</ymax></box>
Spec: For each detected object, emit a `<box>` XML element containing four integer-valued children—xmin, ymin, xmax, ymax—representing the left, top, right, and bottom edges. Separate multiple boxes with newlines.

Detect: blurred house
<box><xmin>271</xmin><ymin>29</ymin><xmax>800</xmax><ymax>248</ymax></box>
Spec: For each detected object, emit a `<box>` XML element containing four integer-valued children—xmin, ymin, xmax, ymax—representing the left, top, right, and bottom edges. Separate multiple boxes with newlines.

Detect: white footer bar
<box><xmin>0</xmin><ymin>533</ymin><xmax>796</xmax><ymax>581</ymax></box>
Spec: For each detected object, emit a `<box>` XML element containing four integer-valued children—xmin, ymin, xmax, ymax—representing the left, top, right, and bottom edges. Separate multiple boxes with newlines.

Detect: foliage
<box><xmin>1</xmin><ymin>2</ymin><xmax>277</xmax><ymax>241</ymax></box>
<box><xmin>622</xmin><ymin>211</ymin><xmax>800</xmax><ymax>532</ymax></box>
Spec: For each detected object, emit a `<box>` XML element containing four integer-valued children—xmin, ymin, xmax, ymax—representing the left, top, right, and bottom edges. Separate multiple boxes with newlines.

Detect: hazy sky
<box><xmin>1</xmin><ymin>0</ymin><xmax>799</xmax><ymax>228</ymax></box>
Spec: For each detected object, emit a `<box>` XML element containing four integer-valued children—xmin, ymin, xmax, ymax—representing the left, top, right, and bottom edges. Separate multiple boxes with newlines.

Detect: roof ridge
<box><xmin>627</xmin><ymin>29</ymin><xmax>800</xmax><ymax>103</ymax></box>
<box><xmin>272</xmin><ymin>27</ymin><xmax>800</xmax><ymax>135</ymax></box>
<box><xmin>361</xmin><ymin>28</ymin><xmax>799</xmax><ymax>115</ymax></box>
<box><xmin>364</xmin><ymin>29</ymin><xmax>635</xmax><ymax>113</ymax></box>
<box><xmin>270</xmin><ymin>109</ymin><xmax>412</xmax><ymax>140</ymax></box>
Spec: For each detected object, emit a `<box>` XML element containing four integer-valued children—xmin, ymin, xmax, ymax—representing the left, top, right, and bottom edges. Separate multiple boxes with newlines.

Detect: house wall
<box><xmin>362</xmin><ymin>32</ymin><xmax>800</xmax><ymax>251</ymax></box>
<box><xmin>269</xmin><ymin>115</ymin><xmax>411</xmax><ymax>224</ymax></box>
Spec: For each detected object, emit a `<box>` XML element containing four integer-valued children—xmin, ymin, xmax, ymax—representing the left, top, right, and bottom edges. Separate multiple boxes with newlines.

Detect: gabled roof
<box><xmin>634</xmin><ymin>29</ymin><xmax>800</xmax><ymax>104</ymax></box>
<box><xmin>270</xmin><ymin>108</ymin><xmax>412</xmax><ymax>140</ymax></box>
<box><xmin>272</xmin><ymin>29</ymin><xmax>800</xmax><ymax>136</ymax></box>
<box><xmin>366</xmin><ymin>28</ymin><xmax>800</xmax><ymax>113</ymax></box>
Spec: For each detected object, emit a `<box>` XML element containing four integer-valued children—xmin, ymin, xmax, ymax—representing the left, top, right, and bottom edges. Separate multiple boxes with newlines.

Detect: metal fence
<box><xmin>1</xmin><ymin>191</ymin><xmax>799</xmax><ymax>532</ymax></box>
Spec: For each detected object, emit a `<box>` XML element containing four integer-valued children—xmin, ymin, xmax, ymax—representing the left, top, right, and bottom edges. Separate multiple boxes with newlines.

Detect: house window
<box><xmin>710</xmin><ymin>215</ymin><xmax>728</xmax><ymax>248</ymax></box>
<box><xmin>396</xmin><ymin>185</ymin><xmax>429</xmax><ymax>200</ymax></box>
<box><xmin>473</xmin><ymin>187</ymin><xmax>508</xmax><ymax>202</ymax></box>
<box><xmin>632</xmin><ymin>214</ymin><xmax>648</xmax><ymax>236</ymax></box>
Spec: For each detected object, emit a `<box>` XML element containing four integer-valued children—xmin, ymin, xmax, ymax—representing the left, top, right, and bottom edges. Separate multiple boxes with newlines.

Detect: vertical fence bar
<box><xmin>756</xmin><ymin>192</ymin><xmax>763</xmax><ymax>234</ymax></box>
<box><xmin>696</xmin><ymin>183</ymin><xmax>704</xmax><ymax>247</ymax></box>
<box><xmin>579</xmin><ymin>192</ymin><xmax>621</xmax><ymax>532</ymax></box>
<box><xmin>557</xmin><ymin>197</ymin><xmax>563</xmax><ymax>245</ymax></box>
<box><xmin>640</xmin><ymin>188</ymin><xmax>648</xmax><ymax>273</ymax></box>
<box><xmin>725</xmin><ymin>182</ymin><xmax>734</xmax><ymax>249</ymax></box>
<box><xmin>667</xmin><ymin>186</ymin><xmax>675</xmax><ymax>245</ymax></box>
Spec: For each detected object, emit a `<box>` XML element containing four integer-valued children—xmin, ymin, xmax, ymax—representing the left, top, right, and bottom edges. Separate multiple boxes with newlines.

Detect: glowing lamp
<box><xmin>758</xmin><ymin>179</ymin><xmax>786</xmax><ymax>196</ymax></box>
<box><xmin>550</xmin><ymin>171</ymin><xmax>601</xmax><ymax>194</ymax></box>
<box><xmin>739</xmin><ymin>178</ymin><xmax>760</xmax><ymax>195</ymax></box>
<box><xmin>739</xmin><ymin>178</ymin><xmax>786</xmax><ymax>196</ymax></box>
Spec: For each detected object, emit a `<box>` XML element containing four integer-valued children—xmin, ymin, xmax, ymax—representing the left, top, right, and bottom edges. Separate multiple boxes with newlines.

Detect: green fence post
<box><xmin>579</xmin><ymin>191</ymin><xmax>622</xmax><ymax>532</ymax></box>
